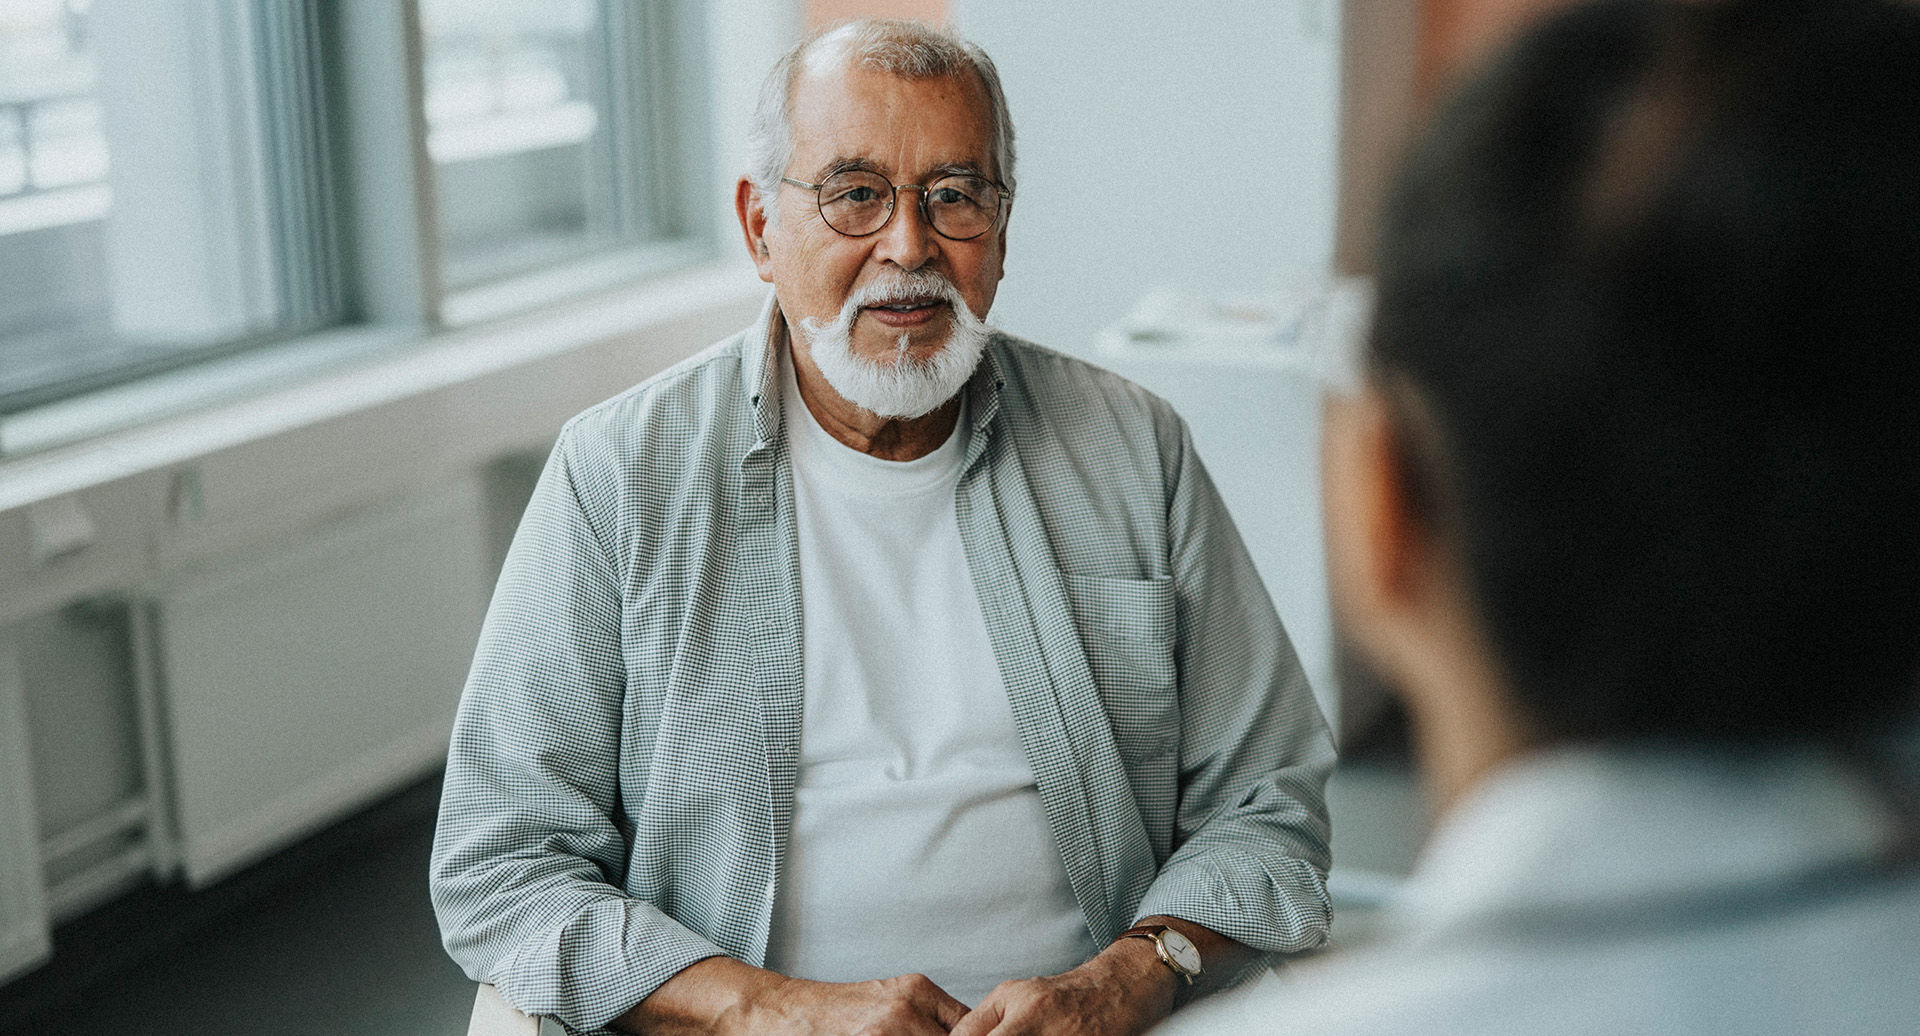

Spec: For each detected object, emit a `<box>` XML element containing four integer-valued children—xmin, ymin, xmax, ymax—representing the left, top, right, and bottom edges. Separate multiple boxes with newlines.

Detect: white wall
<box><xmin>953</xmin><ymin>0</ymin><xmax>1342</xmax><ymax>355</ymax></box>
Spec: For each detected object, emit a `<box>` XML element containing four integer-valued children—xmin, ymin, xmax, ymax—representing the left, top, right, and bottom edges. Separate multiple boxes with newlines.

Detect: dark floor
<box><xmin>0</xmin><ymin>775</ymin><xmax>476</xmax><ymax>1036</ymax></box>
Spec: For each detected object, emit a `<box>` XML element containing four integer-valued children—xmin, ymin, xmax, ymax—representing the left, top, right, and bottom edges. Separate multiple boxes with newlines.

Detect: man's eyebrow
<box><xmin>813</xmin><ymin>156</ymin><xmax>883</xmax><ymax>179</ymax></box>
<box><xmin>808</xmin><ymin>157</ymin><xmax>994</xmax><ymax>181</ymax></box>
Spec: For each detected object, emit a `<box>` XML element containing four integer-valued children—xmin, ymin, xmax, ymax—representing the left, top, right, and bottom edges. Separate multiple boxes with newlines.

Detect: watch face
<box><xmin>1161</xmin><ymin>929</ymin><xmax>1202</xmax><ymax>974</ymax></box>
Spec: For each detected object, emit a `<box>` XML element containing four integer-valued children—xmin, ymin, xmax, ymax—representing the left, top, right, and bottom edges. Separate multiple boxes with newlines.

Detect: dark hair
<box><xmin>1370</xmin><ymin>0</ymin><xmax>1920</xmax><ymax>742</ymax></box>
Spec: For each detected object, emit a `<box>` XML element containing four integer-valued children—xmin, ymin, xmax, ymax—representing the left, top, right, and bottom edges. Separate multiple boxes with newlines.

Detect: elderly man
<box><xmin>1164</xmin><ymin>2</ymin><xmax>1920</xmax><ymax>1034</ymax></box>
<box><xmin>430</xmin><ymin>19</ymin><xmax>1333</xmax><ymax>1036</ymax></box>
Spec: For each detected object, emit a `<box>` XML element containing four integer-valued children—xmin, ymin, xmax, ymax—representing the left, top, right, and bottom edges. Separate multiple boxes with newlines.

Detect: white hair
<box><xmin>747</xmin><ymin>19</ymin><xmax>1017</xmax><ymax>218</ymax></box>
<box><xmin>798</xmin><ymin>268</ymin><xmax>993</xmax><ymax>419</ymax></box>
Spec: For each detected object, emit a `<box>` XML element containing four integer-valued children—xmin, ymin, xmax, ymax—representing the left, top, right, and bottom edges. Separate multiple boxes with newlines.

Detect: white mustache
<box><xmin>844</xmin><ymin>270</ymin><xmax>974</xmax><ymax>316</ymax></box>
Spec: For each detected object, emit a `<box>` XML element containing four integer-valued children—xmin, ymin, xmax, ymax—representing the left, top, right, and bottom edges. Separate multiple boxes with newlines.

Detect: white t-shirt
<box><xmin>764</xmin><ymin>351</ymin><xmax>1097</xmax><ymax>1006</ymax></box>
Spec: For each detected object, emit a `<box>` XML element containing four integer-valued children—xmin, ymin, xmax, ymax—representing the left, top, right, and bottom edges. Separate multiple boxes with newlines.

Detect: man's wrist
<box><xmin>614</xmin><ymin>955</ymin><xmax>786</xmax><ymax>1035</ymax></box>
<box><xmin>1098</xmin><ymin>932</ymin><xmax>1182</xmax><ymax>1018</ymax></box>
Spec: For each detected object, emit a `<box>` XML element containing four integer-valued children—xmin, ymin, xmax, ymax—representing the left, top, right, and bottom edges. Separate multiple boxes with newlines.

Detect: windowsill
<box><xmin>440</xmin><ymin>240</ymin><xmax>711</xmax><ymax>328</ymax></box>
<box><xmin>0</xmin><ymin>258</ymin><xmax>766</xmax><ymax>514</ymax></box>
<box><xmin>0</xmin><ymin>183</ymin><xmax>112</xmax><ymax>236</ymax></box>
<box><xmin>0</xmin><ymin>324</ymin><xmax>422</xmax><ymax>459</ymax></box>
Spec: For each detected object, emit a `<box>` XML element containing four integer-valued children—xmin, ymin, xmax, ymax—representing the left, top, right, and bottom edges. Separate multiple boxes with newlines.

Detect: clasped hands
<box><xmin>947</xmin><ymin>937</ymin><xmax>1182</xmax><ymax>1036</ymax></box>
<box><xmin>619</xmin><ymin>933</ymin><xmax>1182</xmax><ymax>1036</ymax></box>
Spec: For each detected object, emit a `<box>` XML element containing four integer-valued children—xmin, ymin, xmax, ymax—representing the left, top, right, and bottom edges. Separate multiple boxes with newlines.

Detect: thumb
<box><xmin>948</xmin><ymin>1000</ymin><xmax>1003</xmax><ymax>1036</ymax></box>
<box><xmin>928</xmin><ymin>987</ymin><xmax>971</xmax><ymax>1031</ymax></box>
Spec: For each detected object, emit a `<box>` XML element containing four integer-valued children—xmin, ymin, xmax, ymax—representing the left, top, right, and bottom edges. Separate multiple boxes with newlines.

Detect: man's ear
<box><xmin>735</xmin><ymin>177</ymin><xmax>775</xmax><ymax>283</ymax></box>
<box><xmin>995</xmin><ymin>203</ymin><xmax>1011</xmax><ymax>282</ymax></box>
<box><xmin>1321</xmin><ymin>388</ymin><xmax>1436</xmax><ymax>665</ymax></box>
<box><xmin>1326</xmin><ymin>386</ymin><xmax>1538</xmax><ymax>809</ymax></box>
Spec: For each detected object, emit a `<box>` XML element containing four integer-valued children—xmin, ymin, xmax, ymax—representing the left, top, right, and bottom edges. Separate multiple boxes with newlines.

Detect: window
<box><xmin>0</xmin><ymin>0</ymin><xmax>710</xmax><ymax>432</ymax></box>
<box><xmin>0</xmin><ymin>0</ymin><xmax>117</xmax><ymax>407</ymax></box>
<box><xmin>422</xmin><ymin>0</ymin><xmax>619</xmax><ymax>286</ymax></box>
<box><xmin>0</xmin><ymin>0</ymin><xmax>343</xmax><ymax>415</ymax></box>
<box><xmin>421</xmin><ymin>0</ymin><xmax>709</xmax><ymax>323</ymax></box>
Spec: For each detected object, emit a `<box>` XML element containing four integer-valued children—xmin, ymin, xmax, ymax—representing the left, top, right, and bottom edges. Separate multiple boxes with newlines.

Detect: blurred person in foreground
<box><xmin>1161</xmin><ymin>0</ymin><xmax>1920</xmax><ymax>1033</ymax></box>
<box><xmin>431</xmin><ymin>18</ymin><xmax>1335</xmax><ymax>1036</ymax></box>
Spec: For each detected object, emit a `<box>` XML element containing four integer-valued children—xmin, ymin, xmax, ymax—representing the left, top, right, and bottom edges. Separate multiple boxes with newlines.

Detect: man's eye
<box><xmin>929</xmin><ymin>187</ymin><xmax>967</xmax><ymax>205</ymax></box>
<box><xmin>839</xmin><ymin>186</ymin><xmax>881</xmax><ymax>204</ymax></box>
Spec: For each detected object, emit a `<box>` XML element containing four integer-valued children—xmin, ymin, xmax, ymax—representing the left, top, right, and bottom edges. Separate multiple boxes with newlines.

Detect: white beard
<box><xmin>798</xmin><ymin>270</ymin><xmax>993</xmax><ymax>420</ymax></box>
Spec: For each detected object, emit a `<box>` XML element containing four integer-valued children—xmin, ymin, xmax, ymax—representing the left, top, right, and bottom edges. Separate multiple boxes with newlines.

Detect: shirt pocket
<box><xmin>1065</xmin><ymin>573</ymin><xmax>1178</xmax><ymax>763</ymax></box>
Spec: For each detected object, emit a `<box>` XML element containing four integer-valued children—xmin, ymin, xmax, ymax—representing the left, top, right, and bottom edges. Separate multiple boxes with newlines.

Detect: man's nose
<box><xmin>873</xmin><ymin>186</ymin><xmax>937</xmax><ymax>270</ymax></box>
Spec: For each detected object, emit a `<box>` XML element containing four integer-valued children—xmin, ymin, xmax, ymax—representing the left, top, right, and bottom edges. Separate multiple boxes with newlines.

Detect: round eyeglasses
<box><xmin>780</xmin><ymin>170</ymin><xmax>1012</xmax><ymax>240</ymax></box>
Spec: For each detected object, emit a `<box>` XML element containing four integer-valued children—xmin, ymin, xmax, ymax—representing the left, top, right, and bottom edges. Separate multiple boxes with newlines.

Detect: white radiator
<box><xmin>138</xmin><ymin>478</ymin><xmax>490</xmax><ymax>887</ymax></box>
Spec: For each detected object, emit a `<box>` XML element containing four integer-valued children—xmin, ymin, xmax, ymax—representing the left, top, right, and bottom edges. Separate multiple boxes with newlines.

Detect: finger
<box><xmin>892</xmin><ymin>973</ymin><xmax>971</xmax><ymax>1034</ymax></box>
<box><xmin>927</xmin><ymin>988</ymin><xmax>970</xmax><ymax>1031</ymax></box>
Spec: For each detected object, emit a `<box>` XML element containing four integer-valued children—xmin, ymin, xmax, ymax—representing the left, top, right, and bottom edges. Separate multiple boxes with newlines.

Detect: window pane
<box><xmin>0</xmin><ymin>1</ymin><xmax>340</xmax><ymax>416</ymax></box>
<box><xmin>0</xmin><ymin>0</ymin><xmax>115</xmax><ymax>403</ymax></box>
<box><xmin>421</xmin><ymin>0</ymin><xmax>640</xmax><ymax>290</ymax></box>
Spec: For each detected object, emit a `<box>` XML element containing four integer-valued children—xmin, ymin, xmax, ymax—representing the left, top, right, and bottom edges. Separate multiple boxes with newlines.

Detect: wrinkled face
<box><xmin>754</xmin><ymin>62</ymin><xmax>1008</xmax><ymax>367</ymax></box>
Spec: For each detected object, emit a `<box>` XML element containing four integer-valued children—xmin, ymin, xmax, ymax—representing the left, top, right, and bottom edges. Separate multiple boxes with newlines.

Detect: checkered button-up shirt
<box><xmin>430</xmin><ymin>294</ymin><xmax>1335</xmax><ymax>1033</ymax></box>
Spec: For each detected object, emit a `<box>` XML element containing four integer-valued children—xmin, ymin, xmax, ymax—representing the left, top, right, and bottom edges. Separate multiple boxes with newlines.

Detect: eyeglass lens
<box><xmin>816</xmin><ymin>170</ymin><xmax>1000</xmax><ymax>239</ymax></box>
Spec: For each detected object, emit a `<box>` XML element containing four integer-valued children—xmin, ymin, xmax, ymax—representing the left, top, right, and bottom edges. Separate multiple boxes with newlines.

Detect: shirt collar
<box><xmin>745</xmin><ymin>289</ymin><xmax>785</xmax><ymax>446</ymax></box>
<box><xmin>1391</xmin><ymin>744</ymin><xmax>1903</xmax><ymax>937</ymax></box>
<box><xmin>966</xmin><ymin>338</ymin><xmax>1005</xmax><ymax>433</ymax></box>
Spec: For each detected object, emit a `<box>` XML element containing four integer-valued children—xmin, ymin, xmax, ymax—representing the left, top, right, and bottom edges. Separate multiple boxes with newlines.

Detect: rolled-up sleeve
<box><xmin>1133</xmin><ymin>418</ymin><xmax>1336</xmax><ymax>960</ymax></box>
<box><xmin>429</xmin><ymin>429</ymin><xmax>723</xmax><ymax>1031</ymax></box>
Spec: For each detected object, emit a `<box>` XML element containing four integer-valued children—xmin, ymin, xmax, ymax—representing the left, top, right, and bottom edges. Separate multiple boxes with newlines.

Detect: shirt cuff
<box><xmin>493</xmin><ymin>896</ymin><xmax>731</xmax><ymax>1032</ymax></box>
<box><xmin>1133</xmin><ymin>848</ymin><xmax>1332</xmax><ymax>956</ymax></box>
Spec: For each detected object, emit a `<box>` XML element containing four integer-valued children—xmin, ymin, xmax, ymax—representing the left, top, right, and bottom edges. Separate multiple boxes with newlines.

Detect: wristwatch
<box><xmin>1118</xmin><ymin>923</ymin><xmax>1203</xmax><ymax>985</ymax></box>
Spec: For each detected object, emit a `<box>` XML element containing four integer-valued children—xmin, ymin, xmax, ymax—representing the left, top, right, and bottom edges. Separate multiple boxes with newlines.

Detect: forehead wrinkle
<box><xmin>787</xmin><ymin>67</ymin><xmax>997</xmax><ymax>181</ymax></box>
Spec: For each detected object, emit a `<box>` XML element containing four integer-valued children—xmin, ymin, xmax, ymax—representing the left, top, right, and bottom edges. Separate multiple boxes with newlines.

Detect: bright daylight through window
<box><xmin>0</xmin><ymin>0</ymin><xmax>705</xmax><ymax>441</ymax></box>
<box><xmin>421</xmin><ymin>0</ymin><xmax>700</xmax><ymax>308</ymax></box>
<box><xmin>0</xmin><ymin>0</ymin><xmax>115</xmax><ymax>408</ymax></box>
<box><xmin>0</xmin><ymin>0</ymin><xmax>341</xmax><ymax>420</ymax></box>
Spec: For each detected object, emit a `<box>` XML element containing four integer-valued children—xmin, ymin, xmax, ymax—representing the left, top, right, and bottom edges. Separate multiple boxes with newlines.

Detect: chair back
<box><xmin>468</xmin><ymin>983</ymin><xmax>541</xmax><ymax>1036</ymax></box>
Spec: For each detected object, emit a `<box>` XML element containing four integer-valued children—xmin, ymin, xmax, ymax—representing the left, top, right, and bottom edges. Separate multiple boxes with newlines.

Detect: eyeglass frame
<box><xmin>778</xmin><ymin>171</ymin><xmax>1014</xmax><ymax>241</ymax></box>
